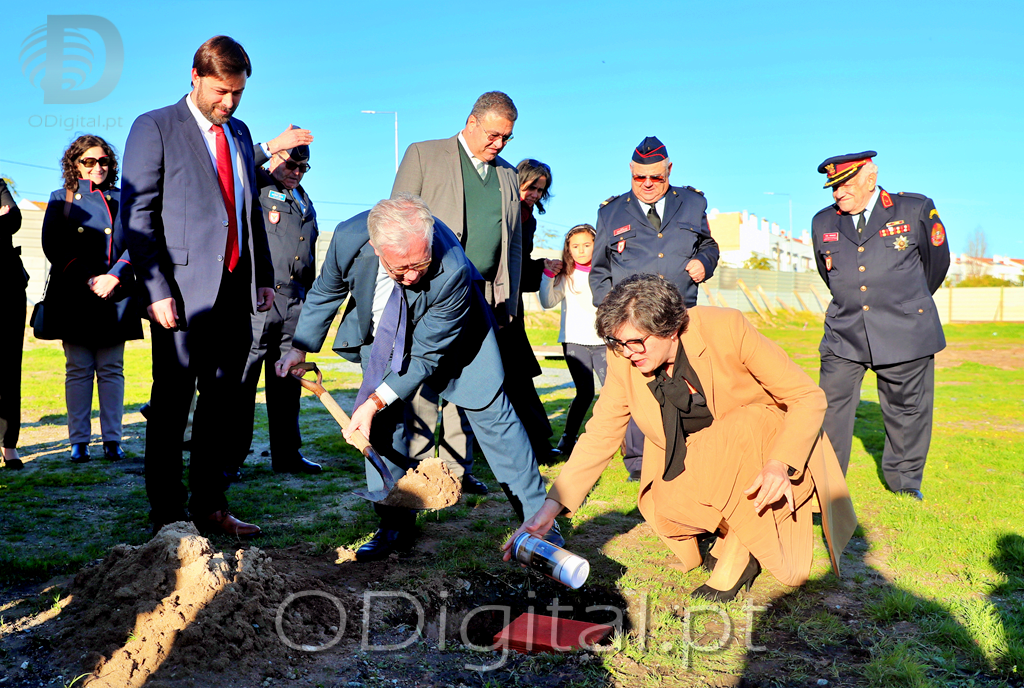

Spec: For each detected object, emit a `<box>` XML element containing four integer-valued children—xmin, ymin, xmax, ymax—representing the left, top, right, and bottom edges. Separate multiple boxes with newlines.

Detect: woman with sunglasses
<box><xmin>41</xmin><ymin>135</ymin><xmax>142</xmax><ymax>463</ymax></box>
<box><xmin>505</xmin><ymin>275</ymin><xmax>856</xmax><ymax>601</ymax></box>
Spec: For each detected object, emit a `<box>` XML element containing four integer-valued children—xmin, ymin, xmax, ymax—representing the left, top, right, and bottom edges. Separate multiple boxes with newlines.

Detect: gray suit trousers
<box><xmin>62</xmin><ymin>341</ymin><xmax>125</xmax><ymax>443</ymax></box>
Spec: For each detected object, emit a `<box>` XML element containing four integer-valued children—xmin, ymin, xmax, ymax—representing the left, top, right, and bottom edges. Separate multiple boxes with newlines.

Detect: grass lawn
<box><xmin>1</xmin><ymin>310</ymin><xmax>1022</xmax><ymax>687</ymax></box>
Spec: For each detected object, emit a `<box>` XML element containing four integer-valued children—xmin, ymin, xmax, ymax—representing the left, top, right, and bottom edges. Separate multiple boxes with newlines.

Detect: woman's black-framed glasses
<box><xmin>603</xmin><ymin>334</ymin><xmax>652</xmax><ymax>355</ymax></box>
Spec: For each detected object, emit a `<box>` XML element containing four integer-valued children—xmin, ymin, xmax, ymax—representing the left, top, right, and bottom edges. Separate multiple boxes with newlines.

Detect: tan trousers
<box><xmin>644</xmin><ymin>404</ymin><xmax>817</xmax><ymax>587</ymax></box>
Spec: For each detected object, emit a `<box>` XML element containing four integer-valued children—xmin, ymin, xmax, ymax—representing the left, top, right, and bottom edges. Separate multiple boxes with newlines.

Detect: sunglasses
<box><xmin>603</xmin><ymin>334</ymin><xmax>652</xmax><ymax>355</ymax></box>
<box><xmin>483</xmin><ymin>129</ymin><xmax>514</xmax><ymax>144</ymax></box>
<box><xmin>632</xmin><ymin>174</ymin><xmax>666</xmax><ymax>183</ymax></box>
<box><xmin>282</xmin><ymin>159</ymin><xmax>311</xmax><ymax>173</ymax></box>
<box><xmin>79</xmin><ymin>156</ymin><xmax>111</xmax><ymax>169</ymax></box>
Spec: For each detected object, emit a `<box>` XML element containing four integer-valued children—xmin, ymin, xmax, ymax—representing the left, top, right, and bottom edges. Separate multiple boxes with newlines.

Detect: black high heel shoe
<box><xmin>692</xmin><ymin>554</ymin><xmax>761</xmax><ymax>602</ymax></box>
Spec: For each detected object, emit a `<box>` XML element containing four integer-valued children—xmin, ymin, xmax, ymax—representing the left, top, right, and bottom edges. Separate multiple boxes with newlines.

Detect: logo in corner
<box><xmin>19</xmin><ymin>15</ymin><xmax>123</xmax><ymax>104</ymax></box>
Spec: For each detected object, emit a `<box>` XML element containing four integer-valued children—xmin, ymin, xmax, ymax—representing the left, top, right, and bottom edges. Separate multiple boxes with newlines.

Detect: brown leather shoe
<box><xmin>199</xmin><ymin>510</ymin><xmax>261</xmax><ymax>537</ymax></box>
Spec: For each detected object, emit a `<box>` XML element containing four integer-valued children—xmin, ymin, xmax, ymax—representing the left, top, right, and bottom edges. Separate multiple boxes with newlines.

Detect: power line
<box><xmin>0</xmin><ymin>158</ymin><xmax>59</xmax><ymax>172</ymax></box>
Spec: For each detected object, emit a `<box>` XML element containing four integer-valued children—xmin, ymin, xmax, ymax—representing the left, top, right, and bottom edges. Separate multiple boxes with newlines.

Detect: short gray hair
<box><xmin>469</xmin><ymin>91</ymin><xmax>518</xmax><ymax>123</ymax></box>
<box><xmin>595</xmin><ymin>274</ymin><xmax>689</xmax><ymax>341</ymax></box>
<box><xmin>367</xmin><ymin>193</ymin><xmax>435</xmax><ymax>252</ymax></box>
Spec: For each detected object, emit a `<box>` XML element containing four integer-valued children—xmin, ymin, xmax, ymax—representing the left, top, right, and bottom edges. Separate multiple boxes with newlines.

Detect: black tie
<box><xmin>647</xmin><ymin>205</ymin><xmax>661</xmax><ymax>231</ymax></box>
<box><xmin>856</xmin><ymin>212</ymin><xmax>866</xmax><ymax>234</ymax></box>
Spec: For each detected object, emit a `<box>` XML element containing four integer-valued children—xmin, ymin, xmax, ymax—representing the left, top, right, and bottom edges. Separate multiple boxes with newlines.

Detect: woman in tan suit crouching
<box><xmin>503</xmin><ymin>274</ymin><xmax>857</xmax><ymax>600</ymax></box>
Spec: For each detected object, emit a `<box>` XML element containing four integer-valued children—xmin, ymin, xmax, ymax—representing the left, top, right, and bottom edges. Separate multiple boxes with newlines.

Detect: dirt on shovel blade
<box><xmin>378</xmin><ymin>457</ymin><xmax>462</xmax><ymax>509</ymax></box>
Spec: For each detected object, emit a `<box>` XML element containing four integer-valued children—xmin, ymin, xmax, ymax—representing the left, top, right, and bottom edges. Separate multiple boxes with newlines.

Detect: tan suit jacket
<box><xmin>548</xmin><ymin>306</ymin><xmax>857</xmax><ymax>576</ymax></box>
<box><xmin>391</xmin><ymin>134</ymin><xmax>522</xmax><ymax>321</ymax></box>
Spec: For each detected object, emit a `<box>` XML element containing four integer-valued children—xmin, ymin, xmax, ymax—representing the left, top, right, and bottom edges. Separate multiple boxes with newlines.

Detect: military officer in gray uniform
<box><xmin>812</xmin><ymin>151</ymin><xmax>950</xmax><ymax>501</ymax></box>
<box><xmin>236</xmin><ymin>127</ymin><xmax>321</xmax><ymax>475</ymax></box>
<box><xmin>591</xmin><ymin>136</ymin><xmax>719</xmax><ymax>480</ymax></box>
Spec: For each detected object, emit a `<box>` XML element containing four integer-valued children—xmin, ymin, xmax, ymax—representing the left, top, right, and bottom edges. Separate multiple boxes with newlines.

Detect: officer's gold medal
<box><xmin>893</xmin><ymin>236</ymin><xmax>909</xmax><ymax>251</ymax></box>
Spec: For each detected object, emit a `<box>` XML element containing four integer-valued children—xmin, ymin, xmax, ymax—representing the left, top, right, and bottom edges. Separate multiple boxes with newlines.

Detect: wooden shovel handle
<box><xmin>289</xmin><ymin>362</ymin><xmax>372</xmax><ymax>453</ymax></box>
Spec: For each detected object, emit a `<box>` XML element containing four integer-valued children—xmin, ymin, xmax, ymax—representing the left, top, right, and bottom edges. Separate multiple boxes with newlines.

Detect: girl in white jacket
<box><xmin>539</xmin><ymin>224</ymin><xmax>607</xmax><ymax>456</ymax></box>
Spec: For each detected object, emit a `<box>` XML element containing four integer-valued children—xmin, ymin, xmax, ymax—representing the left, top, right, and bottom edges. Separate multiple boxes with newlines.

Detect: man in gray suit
<box><xmin>391</xmin><ymin>92</ymin><xmax>525</xmax><ymax>495</ymax></box>
<box><xmin>276</xmin><ymin>195</ymin><xmax>559</xmax><ymax>560</ymax></box>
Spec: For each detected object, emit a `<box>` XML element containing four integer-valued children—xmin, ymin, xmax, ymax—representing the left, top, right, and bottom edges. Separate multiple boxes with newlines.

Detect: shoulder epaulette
<box><xmin>896</xmin><ymin>191</ymin><xmax>928</xmax><ymax>200</ymax></box>
<box><xmin>683</xmin><ymin>185</ymin><xmax>704</xmax><ymax>196</ymax></box>
<box><xmin>599</xmin><ymin>195</ymin><xmax>619</xmax><ymax>208</ymax></box>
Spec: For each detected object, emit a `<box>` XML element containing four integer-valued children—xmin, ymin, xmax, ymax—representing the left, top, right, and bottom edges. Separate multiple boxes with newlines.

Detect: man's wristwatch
<box><xmin>368</xmin><ymin>392</ymin><xmax>387</xmax><ymax>412</ymax></box>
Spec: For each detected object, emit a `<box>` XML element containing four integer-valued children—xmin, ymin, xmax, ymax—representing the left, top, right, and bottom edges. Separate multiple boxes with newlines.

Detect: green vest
<box><xmin>459</xmin><ymin>144</ymin><xmax>502</xmax><ymax>282</ymax></box>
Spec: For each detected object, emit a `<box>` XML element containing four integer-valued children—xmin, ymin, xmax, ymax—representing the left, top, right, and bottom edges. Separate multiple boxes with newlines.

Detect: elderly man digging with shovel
<box><xmin>276</xmin><ymin>193</ymin><xmax>561</xmax><ymax>561</ymax></box>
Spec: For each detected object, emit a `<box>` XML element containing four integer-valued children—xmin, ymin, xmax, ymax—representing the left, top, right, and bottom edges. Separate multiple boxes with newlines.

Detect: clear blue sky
<box><xmin>3</xmin><ymin>1</ymin><xmax>1021</xmax><ymax>257</ymax></box>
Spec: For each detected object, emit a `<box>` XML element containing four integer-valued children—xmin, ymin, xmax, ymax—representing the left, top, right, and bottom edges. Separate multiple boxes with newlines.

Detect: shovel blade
<box><xmin>353</xmin><ymin>488</ymin><xmax>394</xmax><ymax>503</ymax></box>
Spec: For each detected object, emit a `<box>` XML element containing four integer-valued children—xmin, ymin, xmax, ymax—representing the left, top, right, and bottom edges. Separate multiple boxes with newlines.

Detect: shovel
<box><xmin>288</xmin><ymin>362</ymin><xmax>461</xmax><ymax>509</ymax></box>
<box><xmin>288</xmin><ymin>362</ymin><xmax>396</xmax><ymax>503</ymax></box>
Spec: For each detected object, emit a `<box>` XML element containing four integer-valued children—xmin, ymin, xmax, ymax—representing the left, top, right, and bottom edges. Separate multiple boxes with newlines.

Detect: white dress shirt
<box><xmin>457</xmin><ymin>133</ymin><xmax>489</xmax><ymax>181</ymax></box>
<box><xmin>186</xmin><ymin>92</ymin><xmax>245</xmax><ymax>249</ymax></box>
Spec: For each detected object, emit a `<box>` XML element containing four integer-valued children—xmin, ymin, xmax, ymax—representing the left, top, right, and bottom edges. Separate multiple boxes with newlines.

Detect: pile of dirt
<box><xmin>52</xmin><ymin>523</ymin><xmax>341</xmax><ymax>687</ymax></box>
<box><xmin>381</xmin><ymin>457</ymin><xmax>461</xmax><ymax>509</ymax></box>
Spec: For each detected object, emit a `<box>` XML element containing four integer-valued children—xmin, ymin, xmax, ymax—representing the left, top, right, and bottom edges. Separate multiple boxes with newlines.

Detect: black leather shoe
<box><xmin>70</xmin><ymin>443</ymin><xmax>91</xmax><ymax>463</ymax></box>
<box><xmin>897</xmin><ymin>488</ymin><xmax>924</xmax><ymax>501</ymax></box>
<box><xmin>692</xmin><ymin>554</ymin><xmax>761</xmax><ymax>602</ymax></box>
<box><xmin>355</xmin><ymin>528</ymin><xmax>415</xmax><ymax>562</ymax></box>
<box><xmin>544</xmin><ymin>521</ymin><xmax>565</xmax><ymax>548</ymax></box>
<box><xmin>103</xmin><ymin>441</ymin><xmax>126</xmax><ymax>461</ymax></box>
<box><xmin>461</xmin><ymin>474</ymin><xmax>488</xmax><ymax>495</ymax></box>
<box><xmin>273</xmin><ymin>454</ymin><xmax>322</xmax><ymax>474</ymax></box>
<box><xmin>626</xmin><ymin>469</ymin><xmax>642</xmax><ymax>482</ymax></box>
<box><xmin>555</xmin><ymin>435</ymin><xmax>576</xmax><ymax>457</ymax></box>
<box><xmin>3</xmin><ymin>458</ymin><xmax>24</xmax><ymax>470</ymax></box>
<box><xmin>140</xmin><ymin>403</ymin><xmax>152</xmax><ymax>420</ymax></box>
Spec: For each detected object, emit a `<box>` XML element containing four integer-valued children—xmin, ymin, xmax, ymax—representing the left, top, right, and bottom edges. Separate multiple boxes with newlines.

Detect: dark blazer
<box><xmin>121</xmin><ymin>95</ymin><xmax>273</xmax><ymax>327</ymax></box>
<box><xmin>812</xmin><ymin>188</ymin><xmax>950</xmax><ymax>366</ymax></box>
<box><xmin>0</xmin><ymin>180</ymin><xmax>27</xmax><ymax>290</ymax></box>
<box><xmin>591</xmin><ymin>185</ymin><xmax>719</xmax><ymax>307</ymax></box>
<box><xmin>292</xmin><ymin>212</ymin><xmax>504</xmax><ymax>409</ymax></box>
<box><xmin>40</xmin><ymin>183</ymin><xmax>142</xmax><ymax>346</ymax></box>
<box><xmin>253</xmin><ymin>148</ymin><xmax>318</xmax><ymax>300</ymax></box>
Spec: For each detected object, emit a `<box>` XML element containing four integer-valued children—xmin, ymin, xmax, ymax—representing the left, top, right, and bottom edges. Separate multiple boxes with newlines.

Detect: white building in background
<box><xmin>945</xmin><ymin>253</ymin><xmax>1024</xmax><ymax>284</ymax></box>
<box><xmin>707</xmin><ymin>209</ymin><xmax>816</xmax><ymax>272</ymax></box>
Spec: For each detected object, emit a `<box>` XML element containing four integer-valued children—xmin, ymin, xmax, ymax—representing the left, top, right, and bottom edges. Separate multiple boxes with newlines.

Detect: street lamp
<box><xmin>361</xmin><ymin>110</ymin><xmax>399</xmax><ymax>173</ymax></box>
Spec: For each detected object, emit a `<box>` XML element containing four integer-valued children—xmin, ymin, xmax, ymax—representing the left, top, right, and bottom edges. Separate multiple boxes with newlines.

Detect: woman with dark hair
<box><xmin>539</xmin><ymin>224</ymin><xmax>605</xmax><ymax>456</ymax></box>
<box><xmin>505</xmin><ymin>274</ymin><xmax>856</xmax><ymax>601</ymax></box>
<box><xmin>1</xmin><ymin>178</ymin><xmax>26</xmax><ymax>469</ymax></box>
<box><xmin>497</xmin><ymin>158</ymin><xmax>559</xmax><ymax>462</ymax></box>
<box><xmin>41</xmin><ymin>135</ymin><xmax>142</xmax><ymax>463</ymax></box>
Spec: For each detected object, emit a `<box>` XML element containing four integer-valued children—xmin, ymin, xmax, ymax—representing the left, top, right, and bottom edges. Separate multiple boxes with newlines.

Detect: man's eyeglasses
<box><xmin>484</xmin><ymin>130</ymin><xmax>514</xmax><ymax>144</ymax></box>
<box><xmin>380</xmin><ymin>253</ymin><xmax>432</xmax><ymax>278</ymax></box>
<box><xmin>632</xmin><ymin>174</ymin><xmax>666</xmax><ymax>184</ymax></box>
<box><xmin>603</xmin><ymin>334</ymin><xmax>652</xmax><ymax>355</ymax></box>
<box><xmin>79</xmin><ymin>156</ymin><xmax>111</xmax><ymax>169</ymax></box>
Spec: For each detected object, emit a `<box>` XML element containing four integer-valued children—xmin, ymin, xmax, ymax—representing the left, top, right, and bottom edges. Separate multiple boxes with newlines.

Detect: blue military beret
<box><xmin>817</xmin><ymin>150</ymin><xmax>876</xmax><ymax>188</ymax></box>
<box><xmin>632</xmin><ymin>136</ymin><xmax>668</xmax><ymax>164</ymax></box>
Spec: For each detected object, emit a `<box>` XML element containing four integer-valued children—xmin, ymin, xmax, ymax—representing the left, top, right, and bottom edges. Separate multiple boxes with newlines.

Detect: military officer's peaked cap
<box><xmin>286</xmin><ymin>124</ymin><xmax>310</xmax><ymax>162</ymax></box>
<box><xmin>632</xmin><ymin>136</ymin><xmax>668</xmax><ymax>164</ymax></box>
<box><xmin>817</xmin><ymin>150</ymin><xmax>876</xmax><ymax>188</ymax></box>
